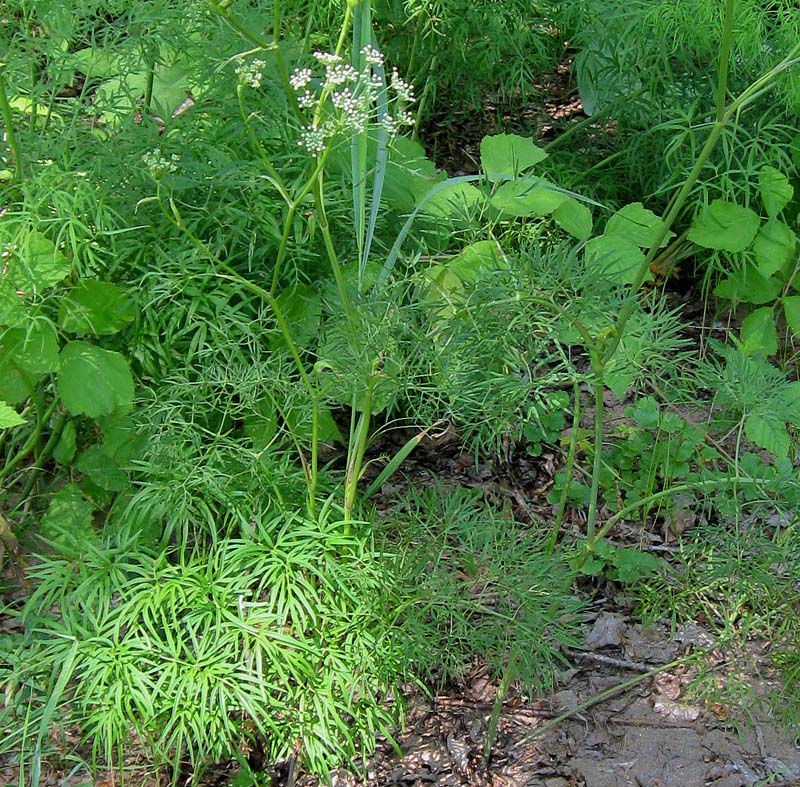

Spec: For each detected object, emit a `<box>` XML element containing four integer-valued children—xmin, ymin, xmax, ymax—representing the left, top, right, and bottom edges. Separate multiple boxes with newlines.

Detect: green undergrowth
<box><xmin>1</xmin><ymin>0</ymin><xmax>800</xmax><ymax>782</ymax></box>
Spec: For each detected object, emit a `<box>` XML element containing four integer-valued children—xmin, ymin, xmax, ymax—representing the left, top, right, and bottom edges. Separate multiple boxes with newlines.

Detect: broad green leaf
<box><xmin>759</xmin><ymin>166</ymin><xmax>794</xmax><ymax>219</ymax></box>
<box><xmin>425</xmin><ymin>181</ymin><xmax>485</xmax><ymax>218</ymax></box>
<box><xmin>40</xmin><ymin>483</ymin><xmax>98</xmax><ymax>558</ymax></box>
<box><xmin>0</xmin><ymin>279</ymin><xmax>26</xmax><ymax>327</ymax></box>
<box><xmin>740</xmin><ymin>307</ymin><xmax>778</xmax><ymax>357</ymax></box>
<box><xmin>604</xmin><ymin>202</ymin><xmax>671</xmax><ymax>248</ymax></box>
<box><xmin>0</xmin><ymin>401</ymin><xmax>24</xmax><ymax>429</ymax></box>
<box><xmin>0</xmin><ymin>356</ymin><xmax>37</xmax><ymax>404</ymax></box>
<box><xmin>490</xmin><ymin>178</ymin><xmax>568</xmax><ymax>217</ymax></box>
<box><xmin>630</xmin><ymin>396</ymin><xmax>660</xmax><ymax>429</ymax></box>
<box><xmin>270</xmin><ymin>284</ymin><xmax>321</xmax><ymax>351</ymax></box>
<box><xmin>383</xmin><ymin>137</ymin><xmax>444</xmax><ymax>215</ymax></box>
<box><xmin>1</xmin><ymin>320</ymin><xmax>60</xmax><ymax>375</ymax></box>
<box><xmin>713</xmin><ymin>265</ymin><xmax>782</xmax><ymax>304</ymax></box>
<box><xmin>782</xmin><ymin>296</ymin><xmax>800</xmax><ymax>336</ymax></box>
<box><xmin>745</xmin><ymin>412</ymin><xmax>789</xmax><ymax>459</ymax></box>
<box><xmin>611</xmin><ymin>548</ymin><xmax>662</xmax><ymax>583</ymax></box>
<box><xmin>59</xmin><ymin>281</ymin><xmax>137</xmax><ymax>335</ymax></box>
<box><xmin>552</xmin><ymin>197</ymin><xmax>593</xmax><ymax>240</ymax></box>
<box><xmin>99</xmin><ymin>415</ymin><xmax>145</xmax><ymax>463</ymax></box>
<box><xmin>58</xmin><ymin>341</ymin><xmax>135</xmax><ymax>418</ymax></box>
<box><xmin>75</xmin><ymin>444</ymin><xmax>128</xmax><ymax>491</ymax></box>
<box><xmin>448</xmin><ymin>240</ymin><xmax>507</xmax><ymax>284</ymax></box>
<box><xmin>8</xmin><ymin>231</ymin><xmax>71</xmax><ymax>293</ymax></box>
<box><xmin>583</xmin><ymin>235</ymin><xmax>649</xmax><ymax>286</ymax></box>
<box><xmin>244</xmin><ymin>399</ymin><xmax>278</xmax><ymax>450</ymax></box>
<box><xmin>687</xmin><ymin>200</ymin><xmax>760</xmax><ymax>252</ymax></box>
<box><xmin>480</xmin><ymin>133</ymin><xmax>547</xmax><ymax>181</ymax></box>
<box><xmin>752</xmin><ymin>220</ymin><xmax>797</xmax><ymax>277</ymax></box>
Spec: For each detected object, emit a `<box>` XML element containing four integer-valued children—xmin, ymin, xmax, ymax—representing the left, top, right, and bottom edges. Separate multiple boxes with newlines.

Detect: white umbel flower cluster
<box><xmin>290</xmin><ymin>45</ymin><xmax>415</xmax><ymax>155</ymax></box>
<box><xmin>235</xmin><ymin>59</ymin><xmax>266</xmax><ymax>89</ymax></box>
<box><xmin>142</xmin><ymin>150</ymin><xmax>180</xmax><ymax>180</ymax></box>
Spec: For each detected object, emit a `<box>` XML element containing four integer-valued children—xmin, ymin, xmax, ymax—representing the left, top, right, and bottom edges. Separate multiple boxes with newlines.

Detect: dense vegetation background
<box><xmin>1</xmin><ymin>0</ymin><xmax>799</xmax><ymax>783</ymax></box>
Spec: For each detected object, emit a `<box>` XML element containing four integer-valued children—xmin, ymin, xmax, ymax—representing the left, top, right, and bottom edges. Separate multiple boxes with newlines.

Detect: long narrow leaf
<box><xmin>361</xmin><ymin>38</ymin><xmax>390</xmax><ymax>286</ymax></box>
<box><xmin>351</xmin><ymin>1</ymin><xmax>372</xmax><ymax>267</ymax></box>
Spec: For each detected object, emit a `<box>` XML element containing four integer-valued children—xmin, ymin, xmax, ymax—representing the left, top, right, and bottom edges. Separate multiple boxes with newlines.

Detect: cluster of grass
<box><xmin>1</xmin><ymin>0</ymin><xmax>799</xmax><ymax>783</ymax></box>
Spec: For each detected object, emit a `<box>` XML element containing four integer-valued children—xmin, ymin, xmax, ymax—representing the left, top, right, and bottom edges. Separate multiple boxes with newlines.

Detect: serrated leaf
<box><xmin>752</xmin><ymin>219</ymin><xmax>797</xmax><ymax>277</ymax></box>
<box><xmin>480</xmin><ymin>133</ymin><xmax>547</xmax><ymax>181</ymax></box>
<box><xmin>604</xmin><ymin>202</ymin><xmax>671</xmax><ymax>248</ymax></box>
<box><xmin>58</xmin><ymin>341</ymin><xmax>134</xmax><ymax>418</ymax></box>
<box><xmin>0</xmin><ymin>401</ymin><xmax>25</xmax><ymax>429</ymax></box>
<box><xmin>584</xmin><ymin>235</ymin><xmax>648</xmax><ymax>286</ymax></box>
<box><xmin>75</xmin><ymin>444</ymin><xmax>128</xmax><ymax>491</ymax></box>
<box><xmin>40</xmin><ymin>483</ymin><xmax>98</xmax><ymax>558</ymax></box>
<box><xmin>1</xmin><ymin>319</ymin><xmax>60</xmax><ymax>375</ymax></box>
<box><xmin>611</xmin><ymin>548</ymin><xmax>662</xmax><ymax>583</ymax></box>
<box><xmin>783</xmin><ymin>296</ymin><xmax>800</xmax><ymax>336</ymax></box>
<box><xmin>490</xmin><ymin>178</ymin><xmax>568</xmax><ymax>217</ymax></box>
<box><xmin>552</xmin><ymin>197</ymin><xmax>593</xmax><ymax>240</ymax></box>
<box><xmin>630</xmin><ymin>396</ymin><xmax>660</xmax><ymax>429</ymax></box>
<box><xmin>8</xmin><ymin>231</ymin><xmax>72</xmax><ymax>293</ymax></box>
<box><xmin>745</xmin><ymin>411</ymin><xmax>790</xmax><ymax>458</ymax></box>
<box><xmin>740</xmin><ymin>307</ymin><xmax>778</xmax><ymax>357</ymax></box>
<box><xmin>59</xmin><ymin>281</ymin><xmax>137</xmax><ymax>335</ymax></box>
<box><xmin>688</xmin><ymin>200</ymin><xmax>760</xmax><ymax>252</ymax></box>
<box><xmin>759</xmin><ymin>166</ymin><xmax>794</xmax><ymax>219</ymax></box>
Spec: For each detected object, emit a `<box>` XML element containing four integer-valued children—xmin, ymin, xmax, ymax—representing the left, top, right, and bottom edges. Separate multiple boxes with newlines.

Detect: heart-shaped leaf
<box><xmin>490</xmin><ymin>178</ymin><xmax>568</xmax><ymax>217</ymax></box>
<box><xmin>58</xmin><ymin>341</ymin><xmax>135</xmax><ymax>418</ymax></box>
<box><xmin>605</xmin><ymin>202</ymin><xmax>672</xmax><ymax>249</ymax></box>
<box><xmin>480</xmin><ymin>133</ymin><xmax>547</xmax><ymax>181</ymax></box>
<box><xmin>688</xmin><ymin>200</ymin><xmax>760</xmax><ymax>252</ymax></box>
<box><xmin>59</xmin><ymin>281</ymin><xmax>137</xmax><ymax>335</ymax></box>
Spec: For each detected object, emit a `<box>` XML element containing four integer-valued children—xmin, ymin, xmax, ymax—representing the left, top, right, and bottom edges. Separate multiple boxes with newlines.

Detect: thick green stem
<box><xmin>714</xmin><ymin>0</ymin><xmax>735</xmax><ymax>124</ymax></box>
<box><xmin>0</xmin><ymin>397</ymin><xmax>58</xmax><ymax>484</ymax></box>
<box><xmin>270</xmin><ymin>147</ymin><xmax>332</xmax><ymax>294</ymax></box>
<box><xmin>15</xmin><ymin>410</ymin><xmax>67</xmax><ymax>504</ymax></box>
<box><xmin>584</xmin><ymin>358</ymin><xmax>605</xmax><ymax>541</ymax></box>
<box><xmin>343</xmin><ymin>380</ymin><xmax>374</xmax><ymax>523</ymax></box>
<box><xmin>237</xmin><ymin>86</ymin><xmax>291</xmax><ymax>205</ymax></box>
<box><xmin>548</xmin><ymin>380</ymin><xmax>582</xmax><ymax>553</ymax></box>
<box><xmin>520</xmin><ymin>652</ymin><xmax>709</xmax><ymax>745</ymax></box>
<box><xmin>0</xmin><ymin>68</ymin><xmax>23</xmax><ymax>181</ymax></box>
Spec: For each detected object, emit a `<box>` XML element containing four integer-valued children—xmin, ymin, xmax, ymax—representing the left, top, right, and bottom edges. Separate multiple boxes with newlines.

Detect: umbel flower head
<box><xmin>289</xmin><ymin>46</ymin><xmax>415</xmax><ymax>155</ymax></box>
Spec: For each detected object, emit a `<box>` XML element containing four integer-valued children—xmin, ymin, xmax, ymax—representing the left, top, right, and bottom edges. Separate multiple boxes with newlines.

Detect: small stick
<box><xmin>567</xmin><ymin>649</ymin><xmax>651</xmax><ymax>673</ymax></box>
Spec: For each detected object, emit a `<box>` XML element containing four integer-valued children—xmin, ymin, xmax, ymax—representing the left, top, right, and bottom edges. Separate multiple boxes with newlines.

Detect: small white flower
<box><xmin>289</xmin><ymin>67</ymin><xmax>313</xmax><ymax>91</ymax></box>
<box><xmin>323</xmin><ymin>62</ymin><xmax>359</xmax><ymax>87</ymax></box>
<box><xmin>390</xmin><ymin>68</ymin><xmax>415</xmax><ymax>103</ymax></box>
<box><xmin>236</xmin><ymin>58</ymin><xmax>266</xmax><ymax>89</ymax></box>
<box><xmin>297</xmin><ymin>126</ymin><xmax>328</xmax><ymax>154</ymax></box>
<box><xmin>297</xmin><ymin>89</ymin><xmax>316</xmax><ymax>109</ymax></box>
<box><xmin>313</xmin><ymin>51</ymin><xmax>342</xmax><ymax>65</ymax></box>
<box><xmin>360</xmin><ymin>45</ymin><xmax>384</xmax><ymax>67</ymax></box>
<box><xmin>142</xmin><ymin>150</ymin><xmax>180</xmax><ymax>179</ymax></box>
